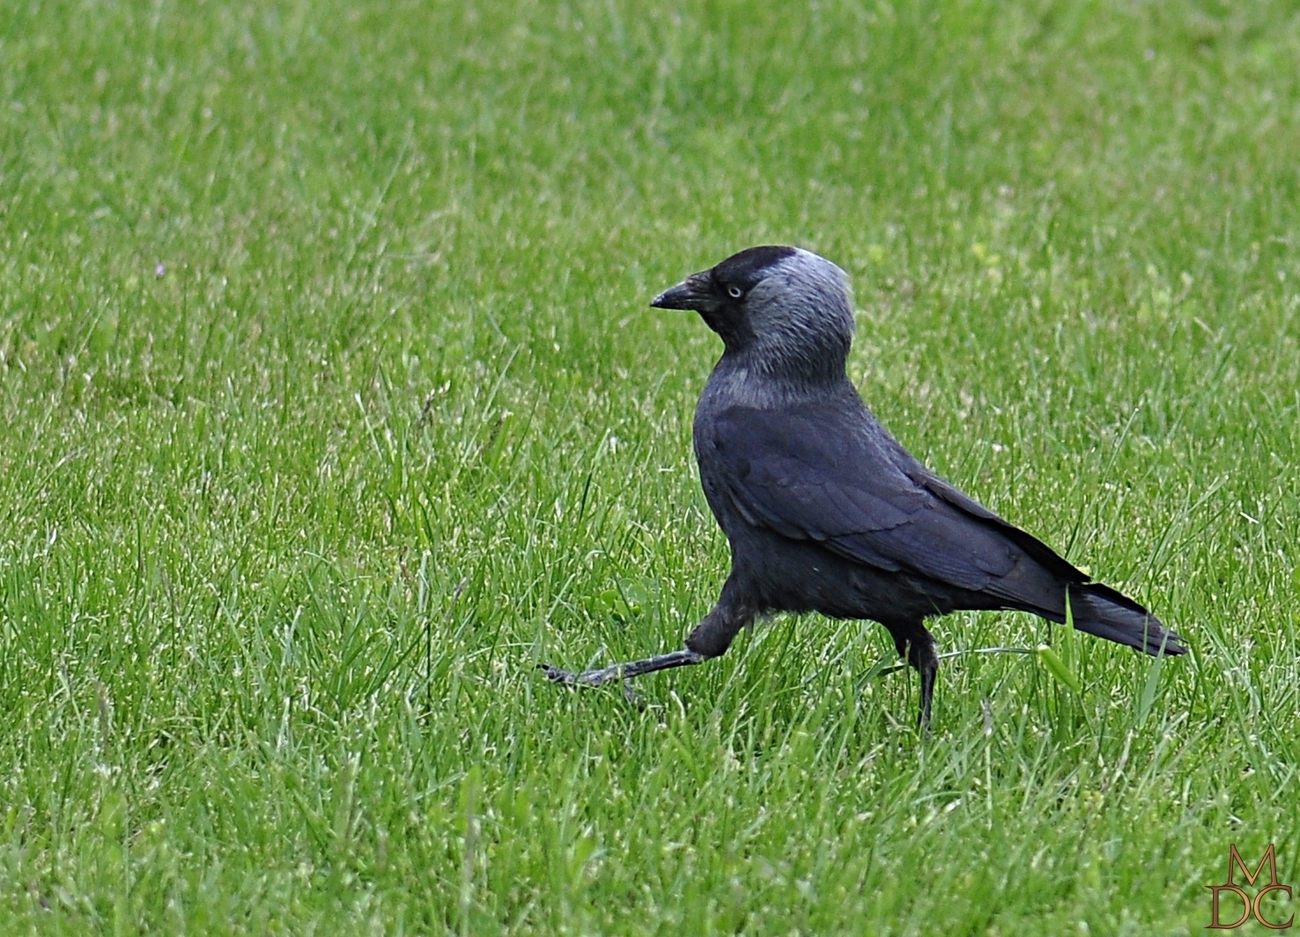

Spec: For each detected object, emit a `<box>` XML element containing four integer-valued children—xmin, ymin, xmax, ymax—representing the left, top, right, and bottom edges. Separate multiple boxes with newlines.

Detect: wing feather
<box><xmin>710</xmin><ymin>403</ymin><xmax>1038</xmax><ymax>593</ymax></box>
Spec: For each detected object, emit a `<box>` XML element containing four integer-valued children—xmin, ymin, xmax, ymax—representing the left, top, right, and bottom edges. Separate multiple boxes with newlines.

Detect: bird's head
<box><xmin>651</xmin><ymin>245</ymin><xmax>854</xmax><ymax>383</ymax></box>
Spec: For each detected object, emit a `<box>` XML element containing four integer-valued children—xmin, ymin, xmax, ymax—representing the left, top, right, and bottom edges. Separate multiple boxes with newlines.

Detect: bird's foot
<box><xmin>539</xmin><ymin>662</ymin><xmax>622</xmax><ymax>687</ymax></box>
<box><xmin>540</xmin><ymin>649</ymin><xmax>706</xmax><ymax>688</ymax></box>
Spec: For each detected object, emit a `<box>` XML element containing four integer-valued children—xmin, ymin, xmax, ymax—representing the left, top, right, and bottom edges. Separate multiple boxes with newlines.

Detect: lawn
<box><xmin>1</xmin><ymin>0</ymin><xmax>1298</xmax><ymax>933</ymax></box>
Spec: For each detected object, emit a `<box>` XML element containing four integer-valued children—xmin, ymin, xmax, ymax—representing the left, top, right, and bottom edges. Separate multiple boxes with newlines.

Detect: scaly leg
<box><xmin>891</xmin><ymin>620</ymin><xmax>940</xmax><ymax>730</ymax></box>
<box><xmin>543</xmin><ymin>584</ymin><xmax>753</xmax><ymax>690</ymax></box>
<box><xmin>541</xmin><ymin>649</ymin><xmax>705</xmax><ymax>686</ymax></box>
<box><xmin>908</xmin><ymin>627</ymin><xmax>939</xmax><ymax>730</ymax></box>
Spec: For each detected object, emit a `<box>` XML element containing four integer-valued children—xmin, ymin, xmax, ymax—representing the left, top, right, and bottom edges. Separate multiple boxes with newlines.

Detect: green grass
<box><xmin>2</xmin><ymin>0</ymin><xmax>1298</xmax><ymax>933</ymax></box>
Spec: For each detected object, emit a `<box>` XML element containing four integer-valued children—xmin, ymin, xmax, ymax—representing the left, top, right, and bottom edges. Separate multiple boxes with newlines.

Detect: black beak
<box><xmin>650</xmin><ymin>271</ymin><xmax>711</xmax><ymax>310</ymax></box>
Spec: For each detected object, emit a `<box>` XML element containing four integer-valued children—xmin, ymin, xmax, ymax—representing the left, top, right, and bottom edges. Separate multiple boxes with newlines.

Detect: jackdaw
<box><xmin>543</xmin><ymin>245</ymin><xmax>1185</xmax><ymax>725</ymax></box>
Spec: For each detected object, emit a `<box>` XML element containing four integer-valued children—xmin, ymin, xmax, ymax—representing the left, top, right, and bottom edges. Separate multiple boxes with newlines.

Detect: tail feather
<box><xmin>1069</xmin><ymin>583</ymin><xmax>1185</xmax><ymax>656</ymax></box>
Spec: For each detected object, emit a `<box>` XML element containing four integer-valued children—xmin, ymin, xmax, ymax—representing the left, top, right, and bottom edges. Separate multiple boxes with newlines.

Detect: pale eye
<box><xmin>726</xmin><ymin>285</ymin><xmax>743</xmax><ymax>299</ymax></box>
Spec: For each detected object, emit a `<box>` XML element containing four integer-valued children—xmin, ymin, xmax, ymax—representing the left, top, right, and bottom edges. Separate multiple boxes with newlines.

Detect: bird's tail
<box><xmin>1068</xmin><ymin>583</ymin><xmax>1186</xmax><ymax>656</ymax></box>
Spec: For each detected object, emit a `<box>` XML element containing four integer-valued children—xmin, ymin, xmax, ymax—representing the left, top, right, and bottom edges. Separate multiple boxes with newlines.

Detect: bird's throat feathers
<box><xmin>703</xmin><ymin>354</ymin><xmax>855</xmax><ymax>411</ymax></box>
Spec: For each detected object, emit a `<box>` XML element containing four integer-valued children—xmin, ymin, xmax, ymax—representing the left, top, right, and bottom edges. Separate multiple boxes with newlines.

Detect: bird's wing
<box><xmin>709</xmin><ymin>403</ymin><xmax>1062</xmax><ymax>593</ymax></box>
<box><xmin>908</xmin><ymin>465</ymin><xmax>1085</xmax><ymax>582</ymax></box>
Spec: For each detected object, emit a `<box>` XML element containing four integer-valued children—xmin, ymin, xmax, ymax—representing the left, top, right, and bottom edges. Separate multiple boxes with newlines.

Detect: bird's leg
<box><xmin>907</xmin><ymin>627</ymin><xmax>940</xmax><ymax>730</ymax></box>
<box><xmin>892</xmin><ymin>622</ymin><xmax>939</xmax><ymax>730</ymax></box>
<box><xmin>542</xmin><ymin>593</ymin><xmax>752</xmax><ymax>690</ymax></box>
<box><xmin>541</xmin><ymin>649</ymin><xmax>705</xmax><ymax>687</ymax></box>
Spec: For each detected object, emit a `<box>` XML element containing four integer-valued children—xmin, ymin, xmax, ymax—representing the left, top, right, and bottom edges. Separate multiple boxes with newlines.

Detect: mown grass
<box><xmin>1</xmin><ymin>0</ymin><xmax>1298</xmax><ymax>933</ymax></box>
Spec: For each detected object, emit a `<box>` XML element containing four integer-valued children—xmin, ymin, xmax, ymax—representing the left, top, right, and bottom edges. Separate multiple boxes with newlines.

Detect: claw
<box><xmin>539</xmin><ymin>649</ymin><xmax>706</xmax><ymax>689</ymax></box>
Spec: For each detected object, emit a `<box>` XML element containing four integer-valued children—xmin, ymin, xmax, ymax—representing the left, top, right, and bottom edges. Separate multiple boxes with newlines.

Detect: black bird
<box><xmin>544</xmin><ymin>246</ymin><xmax>1185</xmax><ymax>725</ymax></box>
